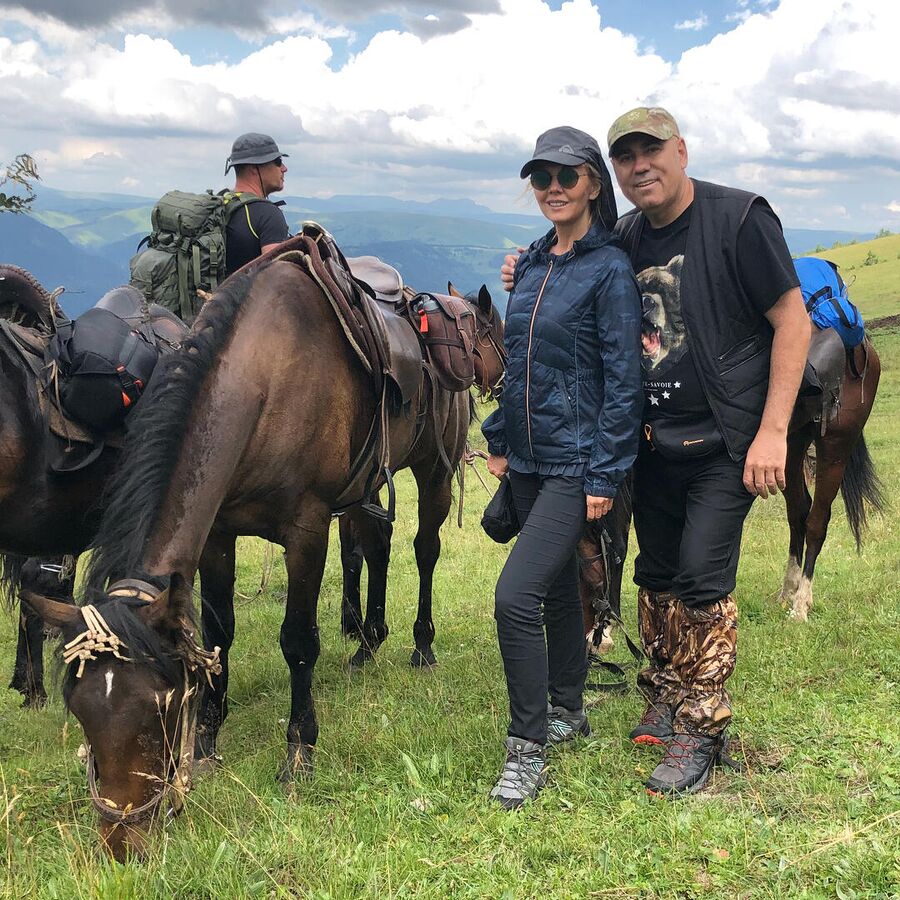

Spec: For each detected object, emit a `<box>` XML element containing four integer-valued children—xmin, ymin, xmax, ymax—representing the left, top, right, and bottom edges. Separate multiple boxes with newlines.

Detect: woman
<box><xmin>483</xmin><ymin>126</ymin><xmax>643</xmax><ymax>809</ymax></box>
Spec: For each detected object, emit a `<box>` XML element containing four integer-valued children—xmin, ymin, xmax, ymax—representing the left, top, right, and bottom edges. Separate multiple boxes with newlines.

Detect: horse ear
<box><xmin>477</xmin><ymin>284</ymin><xmax>492</xmax><ymax>314</ymax></box>
<box><xmin>448</xmin><ymin>282</ymin><xmax>463</xmax><ymax>298</ymax></box>
<box><xmin>20</xmin><ymin>590</ymin><xmax>84</xmax><ymax>631</ymax></box>
<box><xmin>140</xmin><ymin>574</ymin><xmax>193</xmax><ymax>633</ymax></box>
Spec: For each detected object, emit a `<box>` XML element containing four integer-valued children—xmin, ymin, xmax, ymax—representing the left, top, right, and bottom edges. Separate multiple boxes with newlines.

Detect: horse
<box><xmin>781</xmin><ymin>335</ymin><xmax>883</xmax><ymax>621</ymax></box>
<box><xmin>337</xmin><ymin>284</ymin><xmax>505</xmax><ymax>669</ymax></box>
<box><xmin>0</xmin><ymin>265</ymin><xmax>234</xmax><ymax>708</ymax></box>
<box><xmin>24</xmin><ymin>253</ymin><xmax>504</xmax><ymax>860</ymax></box>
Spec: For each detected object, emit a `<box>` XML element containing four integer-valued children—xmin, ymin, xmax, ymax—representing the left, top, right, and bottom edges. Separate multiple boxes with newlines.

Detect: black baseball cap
<box><xmin>224</xmin><ymin>133</ymin><xmax>289</xmax><ymax>174</ymax></box>
<box><xmin>520</xmin><ymin>126</ymin><xmax>603</xmax><ymax>178</ymax></box>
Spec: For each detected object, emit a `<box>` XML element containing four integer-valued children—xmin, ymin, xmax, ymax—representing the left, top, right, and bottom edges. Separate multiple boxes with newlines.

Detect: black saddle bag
<box><xmin>48</xmin><ymin>307</ymin><xmax>159</xmax><ymax>433</ymax></box>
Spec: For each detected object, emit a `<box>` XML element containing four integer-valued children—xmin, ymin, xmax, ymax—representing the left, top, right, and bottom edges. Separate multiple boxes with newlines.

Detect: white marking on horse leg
<box><xmin>598</xmin><ymin>624</ymin><xmax>614</xmax><ymax>654</ymax></box>
<box><xmin>789</xmin><ymin>575</ymin><xmax>814</xmax><ymax>622</ymax></box>
<box><xmin>781</xmin><ymin>557</ymin><xmax>802</xmax><ymax>603</ymax></box>
<box><xmin>104</xmin><ymin>669</ymin><xmax>114</xmax><ymax>699</ymax></box>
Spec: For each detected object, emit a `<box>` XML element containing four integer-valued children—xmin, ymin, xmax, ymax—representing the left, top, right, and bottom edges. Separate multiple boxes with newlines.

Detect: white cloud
<box><xmin>0</xmin><ymin>0</ymin><xmax>897</xmax><ymax>229</ymax></box>
<box><xmin>887</xmin><ymin>201</ymin><xmax>900</xmax><ymax>214</ymax></box>
<box><xmin>675</xmin><ymin>14</ymin><xmax>708</xmax><ymax>31</ymax></box>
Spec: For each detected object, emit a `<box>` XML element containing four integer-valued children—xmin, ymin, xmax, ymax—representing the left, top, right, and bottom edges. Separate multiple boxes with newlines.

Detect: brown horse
<box><xmin>0</xmin><ymin>266</ymin><xmax>234</xmax><ymax>709</ymax></box>
<box><xmin>337</xmin><ymin>284</ymin><xmax>505</xmax><ymax>669</ymax></box>
<box><xmin>25</xmin><ymin>257</ymin><xmax>504</xmax><ymax>859</ymax></box>
<box><xmin>781</xmin><ymin>336</ymin><xmax>883</xmax><ymax>620</ymax></box>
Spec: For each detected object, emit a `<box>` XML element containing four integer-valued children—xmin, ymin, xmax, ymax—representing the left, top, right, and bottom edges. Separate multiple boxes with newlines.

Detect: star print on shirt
<box><xmin>674</xmin><ymin>382</ymin><xmax>681</xmax><ymax>388</ymax></box>
<box><xmin>662</xmin><ymin>391</ymin><xmax>670</xmax><ymax>399</ymax></box>
<box><xmin>649</xmin><ymin>394</ymin><xmax>660</xmax><ymax>406</ymax></box>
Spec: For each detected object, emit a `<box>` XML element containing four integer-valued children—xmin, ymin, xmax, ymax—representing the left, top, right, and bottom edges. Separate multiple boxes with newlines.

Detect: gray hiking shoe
<box><xmin>546</xmin><ymin>705</ymin><xmax>592</xmax><ymax>745</ymax></box>
<box><xmin>489</xmin><ymin>736</ymin><xmax>548</xmax><ymax>810</ymax></box>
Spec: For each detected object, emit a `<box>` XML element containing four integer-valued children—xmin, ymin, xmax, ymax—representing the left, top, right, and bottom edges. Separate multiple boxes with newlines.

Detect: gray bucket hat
<box><xmin>224</xmin><ymin>133</ymin><xmax>288</xmax><ymax>174</ymax></box>
<box><xmin>520</xmin><ymin>126</ymin><xmax>602</xmax><ymax>178</ymax></box>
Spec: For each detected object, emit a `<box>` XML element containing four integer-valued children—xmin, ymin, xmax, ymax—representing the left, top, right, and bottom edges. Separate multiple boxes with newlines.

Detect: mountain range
<box><xmin>0</xmin><ymin>184</ymin><xmax>877</xmax><ymax>319</ymax></box>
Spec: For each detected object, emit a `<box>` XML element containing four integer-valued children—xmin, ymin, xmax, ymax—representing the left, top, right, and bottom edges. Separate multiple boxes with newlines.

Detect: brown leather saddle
<box><xmin>0</xmin><ymin>271</ymin><xmax>188</xmax><ymax>473</ymax></box>
<box><xmin>266</xmin><ymin>224</ymin><xmax>431</xmax><ymax>519</ymax></box>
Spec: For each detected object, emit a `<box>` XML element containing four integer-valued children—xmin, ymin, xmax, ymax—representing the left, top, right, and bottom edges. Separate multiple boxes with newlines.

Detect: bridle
<box><xmin>64</xmin><ymin>579</ymin><xmax>221</xmax><ymax>828</ymax></box>
<box><xmin>471</xmin><ymin>303</ymin><xmax>506</xmax><ymax>400</ymax></box>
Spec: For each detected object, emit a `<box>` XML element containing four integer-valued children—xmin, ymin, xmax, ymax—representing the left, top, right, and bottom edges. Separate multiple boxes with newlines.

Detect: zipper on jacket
<box><xmin>525</xmin><ymin>258</ymin><xmax>554</xmax><ymax>458</ymax></box>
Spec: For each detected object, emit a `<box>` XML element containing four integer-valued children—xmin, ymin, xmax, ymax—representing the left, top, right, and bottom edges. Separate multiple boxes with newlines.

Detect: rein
<box><xmin>66</xmin><ymin>579</ymin><xmax>221</xmax><ymax>827</ymax></box>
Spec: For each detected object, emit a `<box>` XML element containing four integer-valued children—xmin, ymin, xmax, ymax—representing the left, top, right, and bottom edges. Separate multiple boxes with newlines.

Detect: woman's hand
<box><xmin>586</xmin><ymin>495</ymin><xmax>613</xmax><ymax>520</ymax></box>
<box><xmin>487</xmin><ymin>454</ymin><xmax>509</xmax><ymax>480</ymax></box>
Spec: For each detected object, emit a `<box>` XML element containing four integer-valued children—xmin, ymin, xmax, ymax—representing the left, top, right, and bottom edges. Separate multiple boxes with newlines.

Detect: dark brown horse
<box><xmin>338</xmin><ymin>284</ymin><xmax>505</xmax><ymax>669</ymax></box>
<box><xmin>781</xmin><ymin>336</ymin><xmax>883</xmax><ymax>620</ymax></box>
<box><xmin>0</xmin><ymin>266</ymin><xmax>233</xmax><ymax>710</ymax></box>
<box><xmin>26</xmin><ymin>257</ymin><xmax>504</xmax><ymax>859</ymax></box>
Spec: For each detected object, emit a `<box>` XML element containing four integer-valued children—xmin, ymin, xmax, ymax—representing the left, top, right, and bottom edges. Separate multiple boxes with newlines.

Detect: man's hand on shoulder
<box><xmin>742</xmin><ymin>425</ymin><xmax>787</xmax><ymax>498</ymax></box>
<box><xmin>500</xmin><ymin>249</ymin><xmax>524</xmax><ymax>292</ymax></box>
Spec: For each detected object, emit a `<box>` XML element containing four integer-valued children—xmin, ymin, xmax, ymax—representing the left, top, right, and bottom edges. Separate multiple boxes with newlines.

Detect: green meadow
<box><xmin>0</xmin><ymin>238</ymin><xmax>897</xmax><ymax>899</ymax></box>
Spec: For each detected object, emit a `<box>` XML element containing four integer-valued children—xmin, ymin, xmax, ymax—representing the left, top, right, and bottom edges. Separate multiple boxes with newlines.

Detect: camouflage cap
<box><xmin>607</xmin><ymin>107</ymin><xmax>680</xmax><ymax>154</ymax></box>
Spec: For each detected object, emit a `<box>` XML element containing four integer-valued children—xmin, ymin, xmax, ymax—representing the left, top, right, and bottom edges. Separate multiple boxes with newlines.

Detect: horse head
<box><xmin>449</xmin><ymin>282</ymin><xmax>505</xmax><ymax>399</ymax></box>
<box><xmin>22</xmin><ymin>575</ymin><xmax>219</xmax><ymax>861</ymax></box>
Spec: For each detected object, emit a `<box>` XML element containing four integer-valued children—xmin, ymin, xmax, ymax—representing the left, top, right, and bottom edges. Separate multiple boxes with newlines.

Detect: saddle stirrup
<box><xmin>361</xmin><ymin>468</ymin><xmax>396</xmax><ymax>523</ymax></box>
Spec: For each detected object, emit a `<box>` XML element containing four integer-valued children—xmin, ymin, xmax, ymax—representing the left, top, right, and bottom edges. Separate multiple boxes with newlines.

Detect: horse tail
<box><xmin>840</xmin><ymin>434</ymin><xmax>884</xmax><ymax>551</ymax></box>
<box><xmin>0</xmin><ymin>553</ymin><xmax>28</xmax><ymax>612</ymax></box>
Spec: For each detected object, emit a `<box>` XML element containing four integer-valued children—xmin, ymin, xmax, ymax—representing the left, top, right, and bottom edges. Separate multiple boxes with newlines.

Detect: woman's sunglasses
<box><xmin>529</xmin><ymin>167</ymin><xmax>584</xmax><ymax>191</ymax></box>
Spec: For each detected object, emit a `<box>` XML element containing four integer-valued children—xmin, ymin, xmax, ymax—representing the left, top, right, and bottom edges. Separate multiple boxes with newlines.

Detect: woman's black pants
<box><xmin>494</xmin><ymin>471</ymin><xmax>589</xmax><ymax>745</ymax></box>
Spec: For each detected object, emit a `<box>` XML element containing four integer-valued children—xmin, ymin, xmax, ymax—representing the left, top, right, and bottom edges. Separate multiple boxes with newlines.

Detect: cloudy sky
<box><xmin>1</xmin><ymin>0</ymin><xmax>897</xmax><ymax>230</ymax></box>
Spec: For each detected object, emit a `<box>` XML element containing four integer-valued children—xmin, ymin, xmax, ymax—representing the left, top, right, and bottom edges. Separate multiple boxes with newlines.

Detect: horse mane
<box><xmin>0</xmin><ymin>264</ymin><xmax>61</xmax><ymax>330</ymax></box>
<box><xmin>84</xmin><ymin>268</ymin><xmax>260</xmax><ymax>595</ymax></box>
<box><xmin>59</xmin><ymin>596</ymin><xmax>184</xmax><ymax>705</ymax></box>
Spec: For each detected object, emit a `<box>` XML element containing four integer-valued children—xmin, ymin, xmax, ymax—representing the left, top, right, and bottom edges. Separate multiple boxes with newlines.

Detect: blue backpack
<box><xmin>793</xmin><ymin>257</ymin><xmax>865</xmax><ymax>349</ymax></box>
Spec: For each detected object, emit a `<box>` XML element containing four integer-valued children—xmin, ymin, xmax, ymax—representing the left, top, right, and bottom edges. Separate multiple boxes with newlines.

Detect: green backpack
<box><xmin>129</xmin><ymin>190</ymin><xmax>261</xmax><ymax>323</ymax></box>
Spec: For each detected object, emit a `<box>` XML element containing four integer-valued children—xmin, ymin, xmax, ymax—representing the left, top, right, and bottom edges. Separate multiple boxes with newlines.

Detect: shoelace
<box><xmin>659</xmin><ymin>735</ymin><xmax>707</xmax><ymax>772</ymax></box>
<box><xmin>496</xmin><ymin>749</ymin><xmax>545</xmax><ymax>794</ymax></box>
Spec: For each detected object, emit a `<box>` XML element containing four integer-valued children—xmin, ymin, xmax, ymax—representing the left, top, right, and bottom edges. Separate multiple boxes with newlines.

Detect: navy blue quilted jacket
<box><xmin>482</xmin><ymin>222</ymin><xmax>643</xmax><ymax>498</ymax></box>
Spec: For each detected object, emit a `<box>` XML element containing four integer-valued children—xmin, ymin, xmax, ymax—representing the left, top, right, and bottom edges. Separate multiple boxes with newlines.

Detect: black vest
<box><xmin>616</xmin><ymin>179</ymin><xmax>774</xmax><ymax>461</ymax></box>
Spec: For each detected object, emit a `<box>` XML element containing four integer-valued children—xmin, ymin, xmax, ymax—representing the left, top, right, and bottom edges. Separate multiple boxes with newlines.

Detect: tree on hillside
<box><xmin>0</xmin><ymin>154</ymin><xmax>40</xmax><ymax>214</ymax></box>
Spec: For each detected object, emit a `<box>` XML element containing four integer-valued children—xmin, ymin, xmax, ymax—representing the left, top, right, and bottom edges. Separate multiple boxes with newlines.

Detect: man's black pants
<box><xmin>632</xmin><ymin>443</ymin><xmax>755</xmax><ymax>607</ymax></box>
<box><xmin>494</xmin><ymin>471</ymin><xmax>588</xmax><ymax>745</ymax></box>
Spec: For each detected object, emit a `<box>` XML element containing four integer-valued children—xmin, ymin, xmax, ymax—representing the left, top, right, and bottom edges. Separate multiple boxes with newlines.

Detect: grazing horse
<box><xmin>781</xmin><ymin>336</ymin><xmax>883</xmax><ymax>620</ymax></box>
<box><xmin>25</xmin><ymin>256</ymin><xmax>504</xmax><ymax>859</ymax></box>
<box><xmin>0</xmin><ymin>266</ymin><xmax>233</xmax><ymax>708</ymax></box>
<box><xmin>338</xmin><ymin>284</ymin><xmax>505</xmax><ymax>669</ymax></box>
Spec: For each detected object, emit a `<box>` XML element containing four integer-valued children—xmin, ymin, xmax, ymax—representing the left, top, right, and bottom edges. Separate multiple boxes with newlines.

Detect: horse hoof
<box><xmin>410</xmin><ymin>648</ymin><xmax>437</xmax><ymax>668</ymax></box>
<box><xmin>193</xmin><ymin>755</ymin><xmax>222</xmax><ymax>779</ymax></box>
<box><xmin>20</xmin><ymin>691</ymin><xmax>48</xmax><ymax>710</ymax></box>
<box><xmin>276</xmin><ymin>745</ymin><xmax>314</xmax><ymax>783</ymax></box>
<box><xmin>349</xmin><ymin>647</ymin><xmax>373</xmax><ymax>670</ymax></box>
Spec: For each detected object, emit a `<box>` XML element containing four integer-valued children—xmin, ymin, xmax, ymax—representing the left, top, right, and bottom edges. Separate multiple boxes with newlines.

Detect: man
<box><xmin>223</xmin><ymin>132</ymin><xmax>290</xmax><ymax>276</ymax></box>
<box><xmin>501</xmin><ymin>108</ymin><xmax>810</xmax><ymax>796</ymax></box>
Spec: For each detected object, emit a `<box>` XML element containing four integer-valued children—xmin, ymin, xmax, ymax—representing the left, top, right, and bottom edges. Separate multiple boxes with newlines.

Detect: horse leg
<box><xmin>409</xmin><ymin>464</ymin><xmax>453</xmax><ymax>668</ymax></box>
<box><xmin>782</xmin><ymin>429</ymin><xmax>813</xmax><ymax>615</ymax></box>
<box><xmin>10</xmin><ymin>556</ymin><xmax>77</xmax><ymax>708</ymax></box>
<box><xmin>278</xmin><ymin>501</ymin><xmax>331</xmax><ymax>783</ymax></box>
<box><xmin>338</xmin><ymin>513</ymin><xmax>365</xmax><ymax>640</ymax></box>
<box><xmin>195</xmin><ymin>530</ymin><xmax>236</xmax><ymax>770</ymax></box>
<box><xmin>347</xmin><ymin>504</ymin><xmax>392</xmax><ymax>670</ymax></box>
<box><xmin>791</xmin><ymin>432</ymin><xmax>848</xmax><ymax>622</ymax></box>
<box><xmin>10</xmin><ymin>605</ymin><xmax>47</xmax><ymax>708</ymax></box>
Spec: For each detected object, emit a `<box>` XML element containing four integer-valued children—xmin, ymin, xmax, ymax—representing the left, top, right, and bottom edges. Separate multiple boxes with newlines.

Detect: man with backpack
<box><xmin>222</xmin><ymin>132</ymin><xmax>291</xmax><ymax>276</ymax></box>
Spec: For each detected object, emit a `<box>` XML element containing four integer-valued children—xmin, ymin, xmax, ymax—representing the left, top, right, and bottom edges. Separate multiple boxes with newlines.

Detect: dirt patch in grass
<box><xmin>868</xmin><ymin>313</ymin><xmax>900</xmax><ymax>330</ymax></box>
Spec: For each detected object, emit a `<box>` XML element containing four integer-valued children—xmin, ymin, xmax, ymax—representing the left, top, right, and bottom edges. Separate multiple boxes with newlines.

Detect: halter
<box><xmin>471</xmin><ymin>304</ymin><xmax>506</xmax><ymax>400</ymax></box>
<box><xmin>65</xmin><ymin>579</ymin><xmax>222</xmax><ymax>828</ymax></box>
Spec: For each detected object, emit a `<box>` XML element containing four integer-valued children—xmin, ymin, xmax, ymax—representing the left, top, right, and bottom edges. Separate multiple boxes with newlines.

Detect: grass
<box><xmin>0</xmin><ymin>296</ymin><xmax>898</xmax><ymax>898</ymax></box>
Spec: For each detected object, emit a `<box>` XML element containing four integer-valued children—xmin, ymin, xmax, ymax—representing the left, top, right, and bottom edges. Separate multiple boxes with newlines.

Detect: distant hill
<box><xmin>1</xmin><ymin>186</ymin><xmax>887</xmax><ymax>318</ymax></box>
<box><xmin>0</xmin><ymin>213</ymin><xmax>128</xmax><ymax>317</ymax></box>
